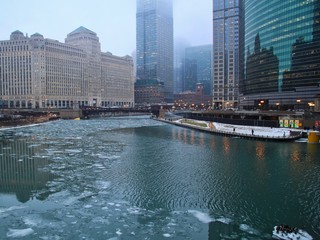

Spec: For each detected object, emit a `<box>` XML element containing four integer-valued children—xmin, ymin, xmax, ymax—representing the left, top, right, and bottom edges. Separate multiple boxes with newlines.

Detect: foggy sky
<box><xmin>1</xmin><ymin>0</ymin><xmax>212</xmax><ymax>56</ymax></box>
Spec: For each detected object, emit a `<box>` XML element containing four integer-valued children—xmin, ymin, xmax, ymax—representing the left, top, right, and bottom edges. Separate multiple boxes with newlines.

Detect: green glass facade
<box><xmin>242</xmin><ymin>0</ymin><xmax>320</xmax><ymax>109</ymax></box>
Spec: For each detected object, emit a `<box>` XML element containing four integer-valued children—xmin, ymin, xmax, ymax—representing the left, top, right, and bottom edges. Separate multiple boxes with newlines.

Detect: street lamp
<box><xmin>308</xmin><ymin>102</ymin><xmax>315</xmax><ymax>112</ymax></box>
<box><xmin>296</xmin><ymin>99</ymin><xmax>301</xmax><ymax>111</ymax></box>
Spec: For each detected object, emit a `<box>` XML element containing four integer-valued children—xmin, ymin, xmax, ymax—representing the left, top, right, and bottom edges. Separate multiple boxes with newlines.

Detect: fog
<box><xmin>1</xmin><ymin>0</ymin><xmax>212</xmax><ymax>56</ymax></box>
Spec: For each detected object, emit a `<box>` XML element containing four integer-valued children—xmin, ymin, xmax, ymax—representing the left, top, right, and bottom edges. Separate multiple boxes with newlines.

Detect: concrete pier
<box><xmin>157</xmin><ymin>118</ymin><xmax>303</xmax><ymax>142</ymax></box>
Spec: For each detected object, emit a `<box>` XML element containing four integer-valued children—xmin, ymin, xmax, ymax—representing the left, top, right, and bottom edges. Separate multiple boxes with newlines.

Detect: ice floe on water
<box><xmin>0</xmin><ymin>205</ymin><xmax>27</xmax><ymax>214</ymax></box>
<box><xmin>188</xmin><ymin>210</ymin><xmax>214</xmax><ymax>223</ymax></box>
<box><xmin>163</xmin><ymin>233</ymin><xmax>172</xmax><ymax>237</ymax></box>
<box><xmin>7</xmin><ymin>228</ymin><xmax>34</xmax><ymax>238</ymax></box>
<box><xmin>116</xmin><ymin>228</ymin><xmax>122</xmax><ymax>235</ymax></box>
<box><xmin>23</xmin><ymin>216</ymin><xmax>41</xmax><ymax>227</ymax></box>
<box><xmin>239</xmin><ymin>223</ymin><xmax>260</xmax><ymax>235</ymax></box>
<box><xmin>65</xmin><ymin>148</ymin><xmax>83</xmax><ymax>154</ymax></box>
<box><xmin>95</xmin><ymin>180</ymin><xmax>111</xmax><ymax>189</ymax></box>
<box><xmin>216</xmin><ymin>216</ymin><xmax>233</xmax><ymax>224</ymax></box>
<box><xmin>188</xmin><ymin>210</ymin><xmax>233</xmax><ymax>225</ymax></box>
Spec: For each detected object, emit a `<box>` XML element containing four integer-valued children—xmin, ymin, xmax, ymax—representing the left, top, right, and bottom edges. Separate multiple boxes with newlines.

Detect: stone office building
<box><xmin>0</xmin><ymin>27</ymin><xmax>134</xmax><ymax>109</ymax></box>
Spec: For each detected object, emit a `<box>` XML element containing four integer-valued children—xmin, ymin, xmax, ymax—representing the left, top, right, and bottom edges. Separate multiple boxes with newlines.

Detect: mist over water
<box><xmin>0</xmin><ymin>116</ymin><xmax>319</xmax><ymax>239</ymax></box>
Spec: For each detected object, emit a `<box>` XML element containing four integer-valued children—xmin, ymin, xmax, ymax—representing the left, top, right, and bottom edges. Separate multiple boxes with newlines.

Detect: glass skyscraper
<box><xmin>242</xmin><ymin>0</ymin><xmax>320</xmax><ymax>110</ymax></box>
<box><xmin>212</xmin><ymin>0</ymin><xmax>244</xmax><ymax>109</ymax></box>
<box><xmin>184</xmin><ymin>45</ymin><xmax>212</xmax><ymax>95</ymax></box>
<box><xmin>135</xmin><ymin>0</ymin><xmax>174</xmax><ymax>104</ymax></box>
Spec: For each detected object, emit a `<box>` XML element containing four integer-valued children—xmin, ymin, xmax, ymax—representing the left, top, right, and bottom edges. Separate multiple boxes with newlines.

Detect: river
<box><xmin>0</xmin><ymin>116</ymin><xmax>319</xmax><ymax>239</ymax></box>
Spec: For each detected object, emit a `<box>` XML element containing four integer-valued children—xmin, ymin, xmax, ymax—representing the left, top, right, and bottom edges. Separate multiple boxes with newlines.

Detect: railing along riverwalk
<box><xmin>157</xmin><ymin>118</ymin><xmax>302</xmax><ymax>142</ymax></box>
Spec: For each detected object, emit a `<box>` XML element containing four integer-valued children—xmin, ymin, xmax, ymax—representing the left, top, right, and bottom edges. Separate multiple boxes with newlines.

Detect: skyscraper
<box><xmin>212</xmin><ymin>0</ymin><xmax>244</xmax><ymax>109</ymax></box>
<box><xmin>135</xmin><ymin>0</ymin><xmax>174</xmax><ymax>104</ymax></box>
<box><xmin>184</xmin><ymin>45</ymin><xmax>212</xmax><ymax>95</ymax></box>
<box><xmin>242</xmin><ymin>0</ymin><xmax>320</xmax><ymax>110</ymax></box>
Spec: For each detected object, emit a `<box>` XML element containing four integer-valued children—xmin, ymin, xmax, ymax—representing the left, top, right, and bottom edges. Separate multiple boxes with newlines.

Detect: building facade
<box><xmin>174</xmin><ymin>83</ymin><xmax>212</xmax><ymax>110</ymax></box>
<box><xmin>173</xmin><ymin>39</ymin><xmax>188</xmax><ymax>94</ymax></box>
<box><xmin>184</xmin><ymin>45</ymin><xmax>212</xmax><ymax>96</ymax></box>
<box><xmin>101</xmin><ymin>52</ymin><xmax>134</xmax><ymax>108</ymax></box>
<box><xmin>0</xmin><ymin>27</ymin><xmax>134</xmax><ymax>109</ymax></box>
<box><xmin>65</xmin><ymin>27</ymin><xmax>102</xmax><ymax>106</ymax></box>
<box><xmin>135</xmin><ymin>0</ymin><xmax>174</xmax><ymax>104</ymax></box>
<box><xmin>242</xmin><ymin>0</ymin><xmax>320</xmax><ymax>110</ymax></box>
<box><xmin>212</xmin><ymin>0</ymin><xmax>244</xmax><ymax>110</ymax></box>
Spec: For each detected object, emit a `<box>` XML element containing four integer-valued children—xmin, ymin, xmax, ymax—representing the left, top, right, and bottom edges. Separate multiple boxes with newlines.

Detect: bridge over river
<box><xmin>1</xmin><ymin>106</ymin><xmax>319</xmax><ymax>130</ymax></box>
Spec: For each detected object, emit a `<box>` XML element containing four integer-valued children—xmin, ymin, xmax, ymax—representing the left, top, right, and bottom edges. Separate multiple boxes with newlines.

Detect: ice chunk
<box><xmin>7</xmin><ymin>228</ymin><xmax>34</xmax><ymax>238</ymax></box>
<box><xmin>116</xmin><ymin>229</ymin><xmax>122</xmax><ymax>235</ymax></box>
<box><xmin>216</xmin><ymin>217</ymin><xmax>232</xmax><ymax>224</ymax></box>
<box><xmin>239</xmin><ymin>224</ymin><xmax>259</xmax><ymax>235</ymax></box>
<box><xmin>96</xmin><ymin>181</ymin><xmax>111</xmax><ymax>189</ymax></box>
<box><xmin>188</xmin><ymin>210</ymin><xmax>214</xmax><ymax>223</ymax></box>
<box><xmin>0</xmin><ymin>206</ymin><xmax>27</xmax><ymax>214</ymax></box>
<box><xmin>163</xmin><ymin>233</ymin><xmax>172</xmax><ymax>237</ymax></box>
<box><xmin>65</xmin><ymin>149</ymin><xmax>82</xmax><ymax>153</ymax></box>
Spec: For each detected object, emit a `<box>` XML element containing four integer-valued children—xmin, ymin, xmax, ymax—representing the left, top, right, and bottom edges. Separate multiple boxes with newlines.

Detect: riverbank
<box><xmin>0</xmin><ymin>114</ymin><xmax>59</xmax><ymax>129</ymax></box>
<box><xmin>157</xmin><ymin>117</ymin><xmax>304</xmax><ymax>142</ymax></box>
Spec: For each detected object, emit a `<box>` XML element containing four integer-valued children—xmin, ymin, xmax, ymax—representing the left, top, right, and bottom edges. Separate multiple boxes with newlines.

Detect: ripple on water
<box><xmin>1</xmin><ymin>118</ymin><xmax>319</xmax><ymax>239</ymax></box>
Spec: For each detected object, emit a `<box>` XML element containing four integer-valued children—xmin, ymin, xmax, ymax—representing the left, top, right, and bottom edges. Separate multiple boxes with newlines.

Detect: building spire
<box><xmin>254</xmin><ymin>33</ymin><xmax>261</xmax><ymax>54</ymax></box>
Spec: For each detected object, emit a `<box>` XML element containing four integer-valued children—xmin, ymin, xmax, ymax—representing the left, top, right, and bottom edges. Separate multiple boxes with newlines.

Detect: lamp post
<box><xmin>296</xmin><ymin>99</ymin><xmax>301</xmax><ymax>111</ymax></box>
<box><xmin>308</xmin><ymin>102</ymin><xmax>315</xmax><ymax>112</ymax></box>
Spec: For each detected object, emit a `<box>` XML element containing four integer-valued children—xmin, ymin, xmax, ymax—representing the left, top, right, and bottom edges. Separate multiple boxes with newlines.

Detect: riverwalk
<box><xmin>157</xmin><ymin>118</ymin><xmax>303</xmax><ymax>142</ymax></box>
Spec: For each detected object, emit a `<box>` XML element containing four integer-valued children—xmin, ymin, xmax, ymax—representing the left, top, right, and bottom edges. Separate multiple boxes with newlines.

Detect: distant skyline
<box><xmin>1</xmin><ymin>0</ymin><xmax>212</xmax><ymax>56</ymax></box>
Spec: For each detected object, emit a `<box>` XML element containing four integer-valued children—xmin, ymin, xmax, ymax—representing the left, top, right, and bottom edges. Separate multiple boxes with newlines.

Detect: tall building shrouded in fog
<box><xmin>184</xmin><ymin>45</ymin><xmax>212</xmax><ymax>96</ymax></box>
<box><xmin>135</xmin><ymin>0</ymin><xmax>174</xmax><ymax>104</ymax></box>
<box><xmin>242</xmin><ymin>0</ymin><xmax>320</xmax><ymax>110</ymax></box>
<box><xmin>212</xmin><ymin>0</ymin><xmax>244</xmax><ymax>109</ymax></box>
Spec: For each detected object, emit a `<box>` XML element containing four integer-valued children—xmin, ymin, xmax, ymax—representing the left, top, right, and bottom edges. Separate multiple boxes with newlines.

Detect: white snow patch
<box><xmin>175</xmin><ymin>118</ymin><xmax>301</xmax><ymax>138</ymax></box>
<box><xmin>213</xmin><ymin>122</ymin><xmax>291</xmax><ymax>137</ymax></box>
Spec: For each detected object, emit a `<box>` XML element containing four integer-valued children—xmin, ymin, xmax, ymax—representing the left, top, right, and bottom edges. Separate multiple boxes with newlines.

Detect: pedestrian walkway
<box><xmin>158</xmin><ymin>118</ymin><xmax>303</xmax><ymax>142</ymax></box>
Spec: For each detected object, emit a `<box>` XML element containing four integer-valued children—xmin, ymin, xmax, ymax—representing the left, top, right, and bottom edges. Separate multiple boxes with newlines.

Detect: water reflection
<box><xmin>306</xmin><ymin>143</ymin><xmax>319</xmax><ymax>162</ymax></box>
<box><xmin>288</xmin><ymin>143</ymin><xmax>320</xmax><ymax>163</ymax></box>
<box><xmin>0</xmin><ymin>137</ymin><xmax>55</xmax><ymax>203</ymax></box>
<box><xmin>255</xmin><ymin>142</ymin><xmax>266</xmax><ymax>161</ymax></box>
<box><xmin>172</xmin><ymin>128</ymin><xmax>205</xmax><ymax>146</ymax></box>
<box><xmin>222</xmin><ymin>137</ymin><xmax>231</xmax><ymax>155</ymax></box>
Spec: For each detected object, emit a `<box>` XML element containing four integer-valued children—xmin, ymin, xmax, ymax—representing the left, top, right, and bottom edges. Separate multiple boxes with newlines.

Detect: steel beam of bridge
<box><xmin>81</xmin><ymin>107</ymin><xmax>151</xmax><ymax>118</ymax></box>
